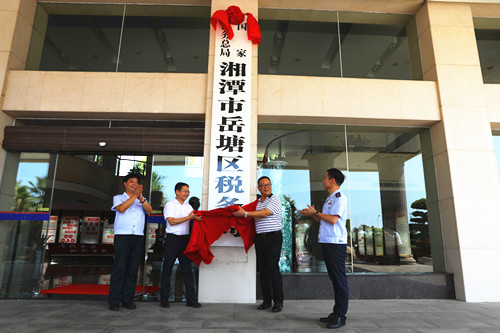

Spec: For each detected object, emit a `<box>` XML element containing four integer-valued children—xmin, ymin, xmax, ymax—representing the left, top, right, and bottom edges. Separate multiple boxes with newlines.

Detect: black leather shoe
<box><xmin>109</xmin><ymin>303</ymin><xmax>119</xmax><ymax>311</ymax></box>
<box><xmin>186</xmin><ymin>301</ymin><xmax>202</xmax><ymax>308</ymax></box>
<box><xmin>160</xmin><ymin>301</ymin><xmax>170</xmax><ymax>308</ymax></box>
<box><xmin>320</xmin><ymin>313</ymin><xmax>337</xmax><ymax>323</ymax></box>
<box><xmin>257</xmin><ymin>302</ymin><xmax>271</xmax><ymax>310</ymax></box>
<box><xmin>326</xmin><ymin>317</ymin><xmax>346</xmax><ymax>329</ymax></box>
<box><xmin>122</xmin><ymin>301</ymin><xmax>136</xmax><ymax>309</ymax></box>
<box><xmin>271</xmin><ymin>302</ymin><xmax>283</xmax><ymax>313</ymax></box>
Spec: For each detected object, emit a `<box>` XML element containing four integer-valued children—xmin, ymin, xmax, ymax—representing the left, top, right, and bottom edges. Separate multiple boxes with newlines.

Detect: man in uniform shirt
<box><xmin>233</xmin><ymin>176</ymin><xmax>284</xmax><ymax>312</ymax></box>
<box><xmin>109</xmin><ymin>173</ymin><xmax>153</xmax><ymax>311</ymax></box>
<box><xmin>301</xmin><ymin>168</ymin><xmax>349</xmax><ymax>329</ymax></box>
<box><xmin>160</xmin><ymin>182</ymin><xmax>202</xmax><ymax>308</ymax></box>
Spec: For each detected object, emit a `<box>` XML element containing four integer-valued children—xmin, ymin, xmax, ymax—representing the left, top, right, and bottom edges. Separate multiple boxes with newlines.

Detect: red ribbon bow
<box><xmin>210</xmin><ymin>5</ymin><xmax>262</xmax><ymax>44</ymax></box>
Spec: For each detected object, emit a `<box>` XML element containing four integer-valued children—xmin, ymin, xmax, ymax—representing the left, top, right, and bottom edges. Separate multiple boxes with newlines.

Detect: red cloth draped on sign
<box><xmin>184</xmin><ymin>199</ymin><xmax>259</xmax><ymax>266</ymax></box>
<box><xmin>210</xmin><ymin>6</ymin><xmax>261</xmax><ymax>44</ymax></box>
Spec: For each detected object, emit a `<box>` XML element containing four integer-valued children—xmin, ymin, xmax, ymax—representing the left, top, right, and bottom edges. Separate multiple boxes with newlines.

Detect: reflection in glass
<box><xmin>493</xmin><ymin>131</ymin><xmax>500</xmax><ymax>176</ymax></box>
<box><xmin>119</xmin><ymin>15</ymin><xmax>210</xmax><ymax>73</ymax></box>
<box><xmin>0</xmin><ymin>153</ymin><xmax>53</xmax><ymax>298</ymax></box>
<box><xmin>258</xmin><ymin>125</ymin><xmax>440</xmax><ymax>274</ymax></box>
<box><xmin>475</xmin><ymin>27</ymin><xmax>500</xmax><ymax>84</ymax></box>
<box><xmin>145</xmin><ymin>155</ymin><xmax>203</xmax><ymax>301</ymax></box>
<box><xmin>259</xmin><ymin>19</ymin><xmax>341</xmax><ymax>77</ymax></box>
<box><xmin>35</xmin><ymin>13</ymin><xmax>123</xmax><ymax>71</ymax></box>
<box><xmin>258</xmin><ymin>11</ymin><xmax>421</xmax><ymax>80</ymax></box>
<box><xmin>338</xmin><ymin>13</ymin><xmax>420</xmax><ymax>80</ymax></box>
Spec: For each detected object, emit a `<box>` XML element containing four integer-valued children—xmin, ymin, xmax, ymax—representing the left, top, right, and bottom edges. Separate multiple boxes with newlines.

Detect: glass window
<box><xmin>29</xmin><ymin>4</ymin><xmax>125</xmax><ymax>71</ymax></box>
<box><xmin>475</xmin><ymin>19</ymin><xmax>500</xmax><ymax>84</ymax></box>
<box><xmin>27</xmin><ymin>3</ymin><xmax>211</xmax><ymax>73</ymax></box>
<box><xmin>118</xmin><ymin>5</ymin><xmax>210</xmax><ymax>73</ymax></box>
<box><xmin>258</xmin><ymin>124</ymin><xmax>441</xmax><ymax>274</ymax></box>
<box><xmin>258</xmin><ymin>9</ymin><xmax>422</xmax><ymax>80</ymax></box>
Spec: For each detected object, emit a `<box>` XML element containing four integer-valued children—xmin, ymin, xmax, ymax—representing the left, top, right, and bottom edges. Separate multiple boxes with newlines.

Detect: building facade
<box><xmin>0</xmin><ymin>0</ymin><xmax>499</xmax><ymax>302</ymax></box>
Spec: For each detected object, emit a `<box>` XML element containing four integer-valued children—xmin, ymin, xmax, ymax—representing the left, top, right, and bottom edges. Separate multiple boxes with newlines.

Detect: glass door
<box><xmin>0</xmin><ymin>152</ymin><xmax>54</xmax><ymax>298</ymax></box>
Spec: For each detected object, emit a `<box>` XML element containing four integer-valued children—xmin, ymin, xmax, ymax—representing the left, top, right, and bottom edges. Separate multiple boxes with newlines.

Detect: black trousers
<box><xmin>160</xmin><ymin>233</ymin><xmax>196</xmax><ymax>303</ymax></box>
<box><xmin>254</xmin><ymin>230</ymin><xmax>284</xmax><ymax>304</ymax></box>
<box><xmin>108</xmin><ymin>235</ymin><xmax>144</xmax><ymax>305</ymax></box>
<box><xmin>322</xmin><ymin>243</ymin><xmax>349</xmax><ymax>319</ymax></box>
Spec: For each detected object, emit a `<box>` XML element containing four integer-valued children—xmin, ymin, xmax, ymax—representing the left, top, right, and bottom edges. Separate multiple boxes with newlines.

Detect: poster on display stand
<box><xmin>58</xmin><ymin>216</ymin><xmax>79</xmax><ymax>243</ymax></box>
<box><xmin>81</xmin><ymin>217</ymin><xmax>100</xmax><ymax>244</ymax></box>
<box><xmin>41</xmin><ymin>215</ymin><xmax>58</xmax><ymax>246</ymax></box>
<box><xmin>102</xmin><ymin>220</ymin><xmax>114</xmax><ymax>244</ymax></box>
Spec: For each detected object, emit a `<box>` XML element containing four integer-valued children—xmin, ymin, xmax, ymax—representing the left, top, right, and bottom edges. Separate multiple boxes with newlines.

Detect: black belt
<box><xmin>166</xmin><ymin>233</ymin><xmax>190</xmax><ymax>238</ymax></box>
<box><xmin>256</xmin><ymin>230</ymin><xmax>281</xmax><ymax>236</ymax></box>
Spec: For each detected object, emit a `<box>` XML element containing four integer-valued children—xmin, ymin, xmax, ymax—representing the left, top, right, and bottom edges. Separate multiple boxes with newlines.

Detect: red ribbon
<box><xmin>210</xmin><ymin>6</ymin><xmax>262</xmax><ymax>44</ymax></box>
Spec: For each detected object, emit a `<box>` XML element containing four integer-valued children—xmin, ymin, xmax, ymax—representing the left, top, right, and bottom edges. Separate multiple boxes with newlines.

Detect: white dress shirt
<box><xmin>111</xmin><ymin>192</ymin><xmax>148</xmax><ymax>235</ymax></box>
<box><xmin>163</xmin><ymin>198</ymin><xmax>192</xmax><ymax>235</ymax></box>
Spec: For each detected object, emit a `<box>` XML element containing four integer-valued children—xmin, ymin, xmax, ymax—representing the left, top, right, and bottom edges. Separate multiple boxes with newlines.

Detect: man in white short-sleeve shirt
<box><xmin>108</xmin><ymin>173</ymin><xmax>152</xmax><ymax>311</ymax></box>
<box><xmin>160</xmin><ymin>182</ymin><xmax>202</xmax><ymax>309</ymax></box>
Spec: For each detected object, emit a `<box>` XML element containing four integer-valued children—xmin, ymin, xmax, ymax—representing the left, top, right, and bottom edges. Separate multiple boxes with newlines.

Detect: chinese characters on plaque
<box><xmin>208</xmin><ymin>18</ymin><xmax>252</xmax><ymax>215</ymax></box>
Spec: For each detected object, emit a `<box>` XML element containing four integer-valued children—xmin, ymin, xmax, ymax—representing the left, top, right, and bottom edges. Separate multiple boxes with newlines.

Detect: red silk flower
<box><xmin>226</xmin><ymin>5</ymin><xmax>245</xmax><ymax>25</ymax></box>
<box><xmin>210</xmin><ymin>5</ymin><xmax>261</xmax><ymax>44</ymax></box>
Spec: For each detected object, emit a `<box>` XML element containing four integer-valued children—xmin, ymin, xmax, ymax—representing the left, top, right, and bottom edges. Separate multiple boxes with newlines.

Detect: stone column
<box><xmin>417</xmin><ymin>1</ymin><xmax>500</xmax><ymax>301</ymax></box>
<box><xmin>373</xmin><ymin>153</ymin><xmax>416</xmax><ymax>265</ymax></box>
<box><xmin>199</xmin><ymin>0</ymin><xmax>258</xmax><ymax>303</ymax></box>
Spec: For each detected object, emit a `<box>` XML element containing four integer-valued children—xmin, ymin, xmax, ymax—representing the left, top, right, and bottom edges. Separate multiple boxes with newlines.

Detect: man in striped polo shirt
<box><xmin>232</xmin><ymin>176</ymin><xmax>284</xmax><ymax>312</ymax></box>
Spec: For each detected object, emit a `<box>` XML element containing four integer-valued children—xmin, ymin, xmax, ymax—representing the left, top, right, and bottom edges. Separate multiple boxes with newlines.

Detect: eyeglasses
<box><xmin>258</xmin><ymin>183</ymin><xmax>272</xmax><ymax>188</ymax></box>
<box><xmin>180</xmin><ymin>190</ymin><xmax>190</xmax><ymax>194</ymax></box>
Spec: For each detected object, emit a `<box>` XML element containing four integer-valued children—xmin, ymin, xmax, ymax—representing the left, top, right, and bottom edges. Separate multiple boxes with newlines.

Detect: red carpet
<box><xmin>40</xmin><ymin>284</ymin><xmax>160</xmax><ymax>295</ymax></box>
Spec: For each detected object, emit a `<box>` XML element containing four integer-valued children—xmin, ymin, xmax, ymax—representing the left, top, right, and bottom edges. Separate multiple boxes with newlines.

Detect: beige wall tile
<box><xmin>123</xmin><ymin>76</ymin><xmax>153</xmax><ymax>113</ymax></box>
<box><xmin>257</xmin><ymin>75</ymin><xmax>282</xmax><ymax>116</ymax></box>
<box><xmin>40</xmin><ymin>71</ymin><xmax>85</xmax><ymax>111</ymax></box>
<box><xmin>437</xmin><ymin>198</ymin><xmax>459</xmax><ymax>249</ymax></box>
<box><xmin>427</xmin><ymin>1</ymin><xmax>474</xmax><ymax>28</ymax></box>
<box><xmin>18</xmin><ymin>0</ymin><xmax>37</xmax><ymax>23</ymax></box>
<box><xmin>81</xmin><ymin>73</ymin><xmax>126</xmax><ymax>112</ymax></box>
<box><xmin>436</xmin><ymin>65</ymin><xmax>485</xmax><ymax>107</ymax></box>
<box><xmin>10</xmin><ymin>14</ymin><xmax>33</xmax><ymax>67</ymax></box>
<box><xmin>0</xmin><ymin>0</ymin><xmax>21</xmax><ymax>12</ymax></box>
<box><xmin>432</xmin><ymin>149</ymin><xmax>453</xmax><ymax>200</ymax></box>
<box><xmin>165</xmin><ymin>74</ymin><xmax>206</xmax><ymax>114</ymax></box>
<box><xmin>431</xmin><ymin>26</ymin><xmax>480</xmax><ymax>67</ymax></box>
<box><xmin>399</xmin><ymin>80</ymin><xmax>440</xmax><ymax>120</ymax></box>
<box><xmin>281</xmin><ymin>76</ymin><xmax>322</xmax><ymax>117</ymax></box>
<box><xmin>418</xmin><ymin>28</ymin><xmax>436</xmax><ymax>77</ymax></box>
<box><xmin>0</xmin><ymin>11</ymin><xmax>17</xmax><ymax>53</ymax></box>
<box><xmin>460</xmin><ymin>248</ymin><xmax>500</xmax><ymax>301</ymax></box>
<box><xmin>441</xmin><ymin>106</ymin><xmax>494</xmax><ymax>152</ymax></box>
<box><xmin>0</xmin><ymin>52</ymin><xmax>8</xmax><ymax>95</ymax></box>
<box><xmin>3</xmin><ymin>70</ymin><xmax>44</xmax><ymax>111</ymax></box>
<box><xmin>447</xmin><ymin>149</ymin><xmax>500</xmax><ymax>198</ymax></box>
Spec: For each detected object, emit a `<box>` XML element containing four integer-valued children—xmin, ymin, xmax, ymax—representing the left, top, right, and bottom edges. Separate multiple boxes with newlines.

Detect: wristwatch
<box><xmin>314</xmin><ymin>210</ymin><xmax>319</xmax><ymax>216</ymax></box>
<box><xmin>140</xmin><ymin>199</ymin><xmax>146</xmax><ymax>204</ymax></box>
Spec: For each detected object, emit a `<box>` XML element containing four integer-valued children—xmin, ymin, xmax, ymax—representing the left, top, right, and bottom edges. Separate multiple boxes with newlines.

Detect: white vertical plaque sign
<box><xmin>208</xmin><ymin>18</ymin><xmax>252</xmax><ymax>221</ymax></box>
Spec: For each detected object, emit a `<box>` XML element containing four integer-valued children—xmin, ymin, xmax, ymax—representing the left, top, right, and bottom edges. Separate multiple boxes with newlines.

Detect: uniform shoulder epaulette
<box><xmin>335</xmin><ymin>192</ymin><xmax>341</xmax><ymax>198</ymax></box>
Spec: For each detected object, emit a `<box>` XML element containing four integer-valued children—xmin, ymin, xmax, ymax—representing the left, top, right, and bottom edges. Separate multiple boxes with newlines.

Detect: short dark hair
<box><xmin>257</xmin><ymin>176</ymin><xmax>271</xmax><ymax>185</ymax></box>
<box><xmin>175</xmin><ymin>182</ymin><xmax>189</xmax><ymax>192</ymax></box>
<box><xmin>189</xmin><ymin>197</ymin><xmax>200</xmax><ymax>210</ymax></box>
<box><xmin>123</xmin><ymin>173</ymin><xmax>140</xmax><ymax>183</ymax></box>
<box><xmin>326</xmin><ymin>168</ymin><xmax>345</xmax><ymax>186</ymax></box>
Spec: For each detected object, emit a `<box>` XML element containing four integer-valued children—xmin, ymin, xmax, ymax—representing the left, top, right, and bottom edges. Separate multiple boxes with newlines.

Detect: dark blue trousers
<box><xmin>108</xmin><ymin>235</ymin><xmax>144</xmax><ymax>305</ymax></box>
<box><xmin>160</xmin><ymin>233</ymin><xmax>196</xmax><ymax>303</ymax></box>
<box><xmin>254</xmin><ymin>231</ymin><xmax>284</xmax><ymax>304</ymax></box>
<box><xmin>321</xmin><ymin>243</ymin><xmax>349</xmax><ymax>319</ymax></box>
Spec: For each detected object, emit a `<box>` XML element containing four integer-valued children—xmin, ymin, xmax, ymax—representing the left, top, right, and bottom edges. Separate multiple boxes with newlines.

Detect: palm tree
<box><xmin>27</xmin><ymin>176</ymin><xmax>47</xmax><ymax>211</ymax></box>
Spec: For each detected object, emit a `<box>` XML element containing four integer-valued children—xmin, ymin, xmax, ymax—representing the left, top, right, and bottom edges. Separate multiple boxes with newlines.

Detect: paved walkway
<box><xmin>0</xmin><ymin>299</ymin><xmax>499</xmax><ymax>332</ymax></box>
